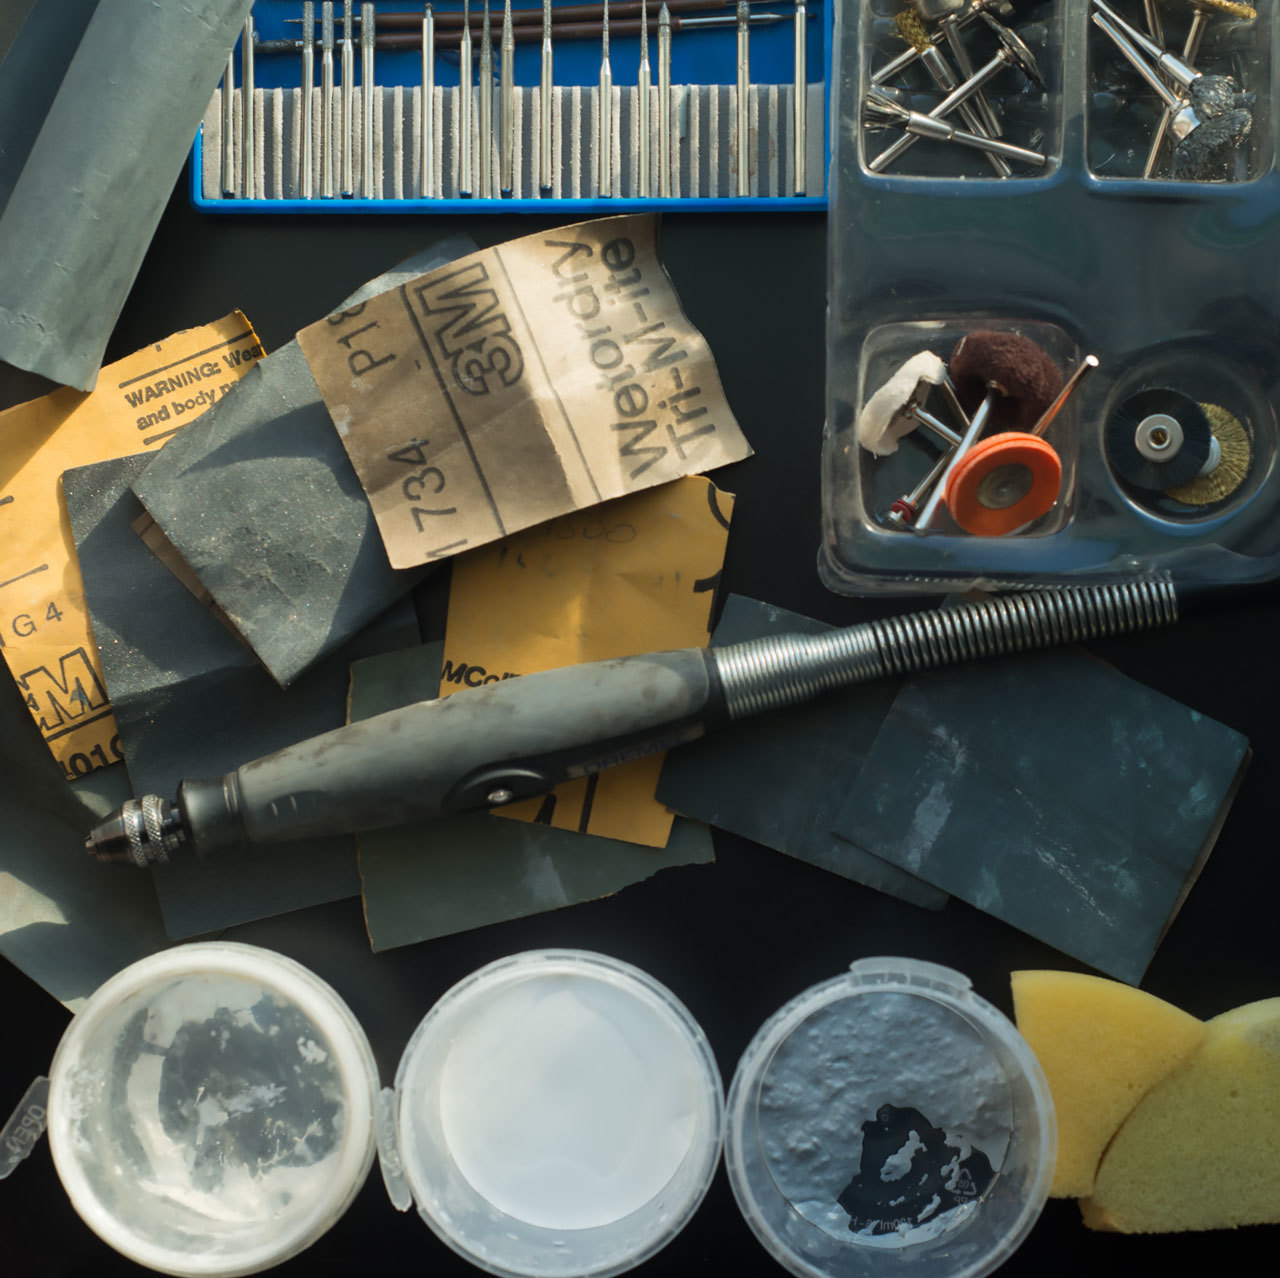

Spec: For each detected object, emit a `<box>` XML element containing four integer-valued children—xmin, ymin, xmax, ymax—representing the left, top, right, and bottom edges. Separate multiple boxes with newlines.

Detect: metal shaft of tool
<box><xmin>940</xmin><ymin>12</ymin><xmax>1001</xmax><ymax>137</ymax></box>
<box><xmin>342</xmin><ymin>0</ymin><xmax>354</xmax><ymax>194</ymax></box>
<box><xmin>501</xmin><ymin>0</ymin><xmax>514</xmax><ymax>193</ymax></box>
<box><xmin>914</xmin><ymin>395</ymin><xmax>994</xmax><ymax>530</ymax></box>
<box><xmin>301</xmin><ymin>5</ymin><xmax>315</xmax><ymax>197</ymax></box>
<box><xmin>599</xmin><ymin>0</ymin><xmax>613</xmax><ymax>195</ymax></box>
<box><xmin>1033</xmin><ymin>354</ymin><xmax>1099</xmax><ymax>438</ymax></box>
<box><xmin>889</xmin><ymin>449</ymin><xmax>955</xmax><ymax>526</ymax></box>
<box><xmin>1092</xmin><ymin>0</ymin><xmax>1199</xmax><ymax>91</ymax></box>
<box><xmin>1143</xmin><ymin>11</ymin><xmax>1209</xmax><ymax>178</ymax></box>
<box><xmin>793</xmin><ymin>0</ymin><xmax>806</xmax><ymax>194</ymax></box>
<box><xmin>241</xmin><ymin>15</ymin><xmax>255</xmax><ymax>198</ymax></box>
<box><xmin>890</xmin><ymin>106</ymin><xmax>1046</xmax><ymax>166</ymax></box>
<box><xmin>915</xmin><ymin>42</ymin><xmax>1011</xmax><ymax>176</ymax></box>
<box><xmin>868</xmin><ymin>47</ymin><xmax>1018</xmax><ymax>174</ymax></box>
<box><xmin>1092</xmin><ymin>14</ymin><xmax>1184</xmax><ymax>111</ymax></box>
<box><xmin>322</xmin><ymin>4</ymin><xmax>335</xmax><ymax>195</ymax></box>
<box><xmin>637</xmin><ymin>0</ymin><xmax>651</xmax><ymax>196</ymax></box>
<box><xmin>479</xmin><ymin>0</ymin><xmax>493</xmax><ymax>196</ymax></box>
<box><xmin>361</xmin><ymin>4</ymin><xmax>375</xmax><ymax>195</ymax></box>
<box><xmin>221</xmin><ymin>51</ymin><xmax>235</xmax><ymax>194</ymax></box>
<box><xmin>460</xmin><ymin>0</ymin><xmax>473</xmax><ymax>194</ymax></box>
<box><xmin>540</xmin><ymin>0</ymin><xmax>553</xmax><ymax>187</ymax></box>
<box><xmin>871</xmin><ymin>3</ymin><xmax>985</xmax><ymax>85</ymax></box>
<box><xmin>735</xmin><ymin>2</ymin><xmax>750</xmax><ymax>195</ymax></box>
<box><xmin>659</xmin><ymin>3</ymin><xmax>672</xmax><ymax>195</ymax></box>
<box><xmin>1141</xmin><ymin>0</ymin><xmax>1165</xmax><ymax>46</ymax></box>
<box><xmin>303</xmin><ymin>0</ymin><xmax>781</xmax><ymax>31</ymax></box>
<box><xmin>422</xmin><ymin>6</ymin><xmax>435</xmax><ymax>195</ymax></box>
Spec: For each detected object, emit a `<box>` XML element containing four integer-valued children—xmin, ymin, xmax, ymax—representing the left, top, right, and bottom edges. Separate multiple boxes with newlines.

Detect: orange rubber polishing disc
<box><xmin>945</xmin><ymin>433</ymin><xmax>1063</xmax><ymax>536</ymax></box>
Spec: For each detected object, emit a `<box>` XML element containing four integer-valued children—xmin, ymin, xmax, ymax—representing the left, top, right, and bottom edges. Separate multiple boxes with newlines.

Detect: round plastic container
<box><xmin>725</xmin><ymin>958</ymin><xmax>1055</xmax><ymax>1278</ymax></box>
<box><xmin>46</xmin><ymin>942</ymin><xmax>379</xmax><ymax>1278</ymax></box>
<box><xmin>394</xmin><ymin>949</ymin><xmax>725</xmax><ymax>1278</ymax></box>
<box><xmin>45</xmin><ymin>944</ymin><xmax>722</xmax><ymax>1278</ymax></box>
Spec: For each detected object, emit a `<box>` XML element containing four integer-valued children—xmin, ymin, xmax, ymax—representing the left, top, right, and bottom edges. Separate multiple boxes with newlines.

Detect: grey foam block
<box><xmin>131</xmin><ymin>235</ymin><xmax>475</xmax><ymax>688</ymax></box>
<box><xmin>63</xmin><ymin>452</ymin><xmax>420</xmax><ymax>939</ymax></box>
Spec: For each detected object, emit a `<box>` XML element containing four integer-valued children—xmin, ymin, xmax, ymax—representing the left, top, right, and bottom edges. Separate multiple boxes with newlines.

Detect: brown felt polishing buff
<box><xmin>951</xmin><ymin>331</ymin><xmax>1064</xmax><ymax>433</ymax></box>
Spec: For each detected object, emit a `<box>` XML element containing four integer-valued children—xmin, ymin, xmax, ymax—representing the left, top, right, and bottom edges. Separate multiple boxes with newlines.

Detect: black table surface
<box><xmin>2</xmin><ymin>184</ymin><xmax>1278</xmax><ymax>1276</ymax></box>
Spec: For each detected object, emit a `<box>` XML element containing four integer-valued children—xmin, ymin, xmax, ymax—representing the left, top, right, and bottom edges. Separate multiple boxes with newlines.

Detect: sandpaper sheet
<box><xmin>655</xmin><ymin>596</ymin><xmax>947</xmax><ymax>909</ymax></box>
<box><xmin>350</xmin><ymin>643</ymin><xmax>715</xmax><ymax>952</ymax></box>
<box><xmin>440</xmin><ymin>476</ymin><xmax>733</xmax><ymax>847</ymax></box>
<box><xmin>296</xmin><ymin>214</ymin><xmax>753</xmax><ymax>570</ymax></box>
<box><xmin>0</xmin><ymin>675</ymin><xmax>170</xmax><ymax>1012</ymax></box>
<box><xmin>62</xmin><ymin>453</ymin><xmax>419</xmax><ymax>939</ymax></box>
<box><xmin>132</xmin><ymin>236</ymin><xmax>477</xmax><ymax>688</ymax></box>
<box><xmin>832</xmin><ymin>651</ymin><xmax>1251</xmax><ymax>984</ymax></box>
<box><xmin>0</xmin><ymin>0</ymin><xmax>254</xmax><ymax>389</ymax></box>
<box><xmin>0</xmin><ymin>314</ymin><xmax>263</xmax><ymax>779</ymax></box>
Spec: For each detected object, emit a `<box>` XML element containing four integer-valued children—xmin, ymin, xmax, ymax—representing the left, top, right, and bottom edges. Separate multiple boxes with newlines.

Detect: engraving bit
<box><xmin>480</xmin><ymin>0</ymin><xmax>493</xmax><ymax>197</ymax></box>
<box><xmin>659</xmin><ymin>2</ymin><xmax>671</xmax><ymax>195</ymax></box>
<box><xmin>501</xmin><ymin>0</ymin><xmax>514</xmax><ymax>194</ymax></box>
<box><xmin>540</xmin><ymin>0</ymin><xmax>554</xmax><ymax>189</ymax></box>
<box><xmin>793</xmin><ymin>0</ymin><xmax>805</xmax><ymax>195</ymax></box>
<box><xmin>599</xmin><ymin>0</ymin><xmax>613</xmax><ymax>195</ymax></box>
<box><xmin>322</xmin><ymin>3</ymin><xmax>335</xmax><ymax>196</ymax></box>
<box><xmin>301</xmin><ymin>3</ymin><xmax>314</xmax><ymax>197</ymax></box>
<box><xmin>460</xmin><ymin>0</ymin><xmax>473</xmax><ymax>195</ymax></box>
<box><xmin>221</xmin><ymin>49</ymin><xmax>235</xmax><ymax>195</ymax></box>
<box><xmin>342</xmin><ymin>0</ymin><xmax>354</xmax><ymax>194</ymax></box>
<box><xmin>422</xmin><ymin>4</ymin><xmax>435</xmax><ymax>196</ymax></box>
<box><xmin>362</xmin><ymin>3</ymin><xmax>375</xmax><ymax>196</ymax></box>
<box><xmin>736</xmin><ymin>1</ymin><xmax>749</xmax><ymax>196</ymax></box>
<box><xmin>241</xmin><ymin>14</ymin><xmax>255</xmax><ymax>197</ymax></box>
<box><xmin>638</xmin><ymin>0</ymin><xmax>651</xmax><ymax>196</ymax></box>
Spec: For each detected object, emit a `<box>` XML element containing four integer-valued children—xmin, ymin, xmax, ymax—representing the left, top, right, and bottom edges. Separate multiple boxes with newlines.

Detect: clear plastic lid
<box><xmin>393</xmin><ymin>949</ymin><xmax>725</xmax><ymax>1278</ymax></box>
<box><xmin>46</xmin><ymin>943</ymin><xmax>379</xmax><ymax>1278</ymax></box>
<box><xmin>725</xmin><ymin>958</ymin><xmax>1055</xmax><ymax>1278</ymax></box>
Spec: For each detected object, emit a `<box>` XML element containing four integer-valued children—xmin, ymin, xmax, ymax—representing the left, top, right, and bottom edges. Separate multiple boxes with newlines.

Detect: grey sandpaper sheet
<box><xmin>0</xmin><ymin>0</ymin><xmax>253</xmax><ymax>390</ymax></box>
<box><xmin>0</xmin><ymin>0</ymin><xmax>98</xmax><ymax>219</ymax></box>
<box><xmin>0</xmin><ymin>677</ymin><xmax>170</xmax><ymax>1012</ymax></box>
<box><xmin>832</xmin><ymin>651</ymin><xmax>1251</xmax><ymax>984</ymax></box>
<box><xmin>131</xmin><ymin>235</ymin><xmax>476</xmax><ymax>689</ymax></box>
<box><xmin>655</xmin><ymin>596</ymin><xmax>947</xmax><ymax>910</ymax></box>
<box><xmin>62</xmin><ymin>452</ymin><xmax>420</xmax><ymax>939</ymax></box>
<box><xmin>351</xmin><ymin>643</ymin><xmax>716</xmax><ymax>952</ymax></box>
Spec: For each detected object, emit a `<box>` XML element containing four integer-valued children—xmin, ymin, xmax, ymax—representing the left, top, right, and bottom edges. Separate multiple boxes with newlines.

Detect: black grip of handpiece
<box><xmin>177</xmin><ymin>647</ymin><xmax>725</xmax><ymax>854</ymax></box>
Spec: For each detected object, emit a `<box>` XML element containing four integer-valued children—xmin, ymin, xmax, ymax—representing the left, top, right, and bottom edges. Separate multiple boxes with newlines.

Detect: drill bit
<box><xmin>221</xmin><ymin>49</ymin><xmax>235</xmax><ymax>196</ymax></box>
<box><xmin>421</xmin><ymin>4</ymin><xmax>435</xmax><ymax>196</ymax></box>
<box><xmin>241</xmin><ymin>14</ymin><xmax>255</xmax><ymax>197</ymax></box>
<box><xmin>736</xmin><ymin>0</ymin><xmax>749</xmax><ymax>196</ymax></box>
<box><xmin>793</xmin><ymin>0</ymin><xmax>805</xmax><ymax>195</ymax></box>
<box><xmin>361</xmin><ymin>3</ymin><xmax>375</xmax><ymax>196</ymax></box>
<box><xmin>301</xmin><ymin>3</ymin><xmax>314</xmax><ymax>197</ymax></box>
<box><xmin>598</xmin><ymin>0</ymin><xmax>614</xmax><ymax>195</ymax></box>
<box><xmin>658</xmin><ymin>2</ymin><xmax>671</xmax><ymax>196</ymax></box>
<box><xmin>540</xmin><ymin>0</ymin><xmax>553</xmax><ymax>189</ymax></box>
<box><xmin>479</xmin><ymin>0</ymin><xmax>493</xmax><ymax>197</ymax></box>
<box><xmin>341</xmin><ymin>0</ymin><xmax>354</xmax><ymax>195</ymax></box>
<box><xmin>460</xmin><ymin>0</ymin><xmax>473</xmax><ymax>195</ymax></box>
<box><xmin>501</xmin><ymin>0</ymin><xmax>514</xmax><ymax>194</ymax></box>
<box><xmin>322</xmin><ymin>3</ymin><xmax>335</xmax><ymax>197</ymax></box>
<box><xmin>638</xmin><ymin>0</ymin><xmax>651</xmax><ymax>196</ymax></box>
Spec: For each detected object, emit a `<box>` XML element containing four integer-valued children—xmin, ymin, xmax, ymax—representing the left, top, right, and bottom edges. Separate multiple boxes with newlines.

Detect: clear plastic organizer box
<box><xmin>821</xmin><ymin>0</ymin><xmax>1280</xmax><ymax>595</ymax></box>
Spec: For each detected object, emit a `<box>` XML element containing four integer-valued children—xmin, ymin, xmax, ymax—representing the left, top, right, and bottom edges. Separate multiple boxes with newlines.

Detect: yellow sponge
<box><xmin>1081</xmin><ymin>998</ymin><xmax>1280</xmax><ymax>1232</ymax></box>
<box><xmin>1010</xmin><ymin>970</ymin><xmax>1205</xmax><ymax>1197</ymax></box>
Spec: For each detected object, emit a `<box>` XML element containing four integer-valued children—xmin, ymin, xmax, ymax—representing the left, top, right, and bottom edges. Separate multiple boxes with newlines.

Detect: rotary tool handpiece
<box><xmin>85</xmin><ymin>581</ymin><xmax>1181</xmax><ymax>866</ymax></box>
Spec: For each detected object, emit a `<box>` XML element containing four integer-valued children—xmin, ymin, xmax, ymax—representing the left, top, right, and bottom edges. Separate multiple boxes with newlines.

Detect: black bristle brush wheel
<box><xmin>1104</xmin><ymin>388</ymin><xmax>1212</xmax><ymax>491</ymax></box>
